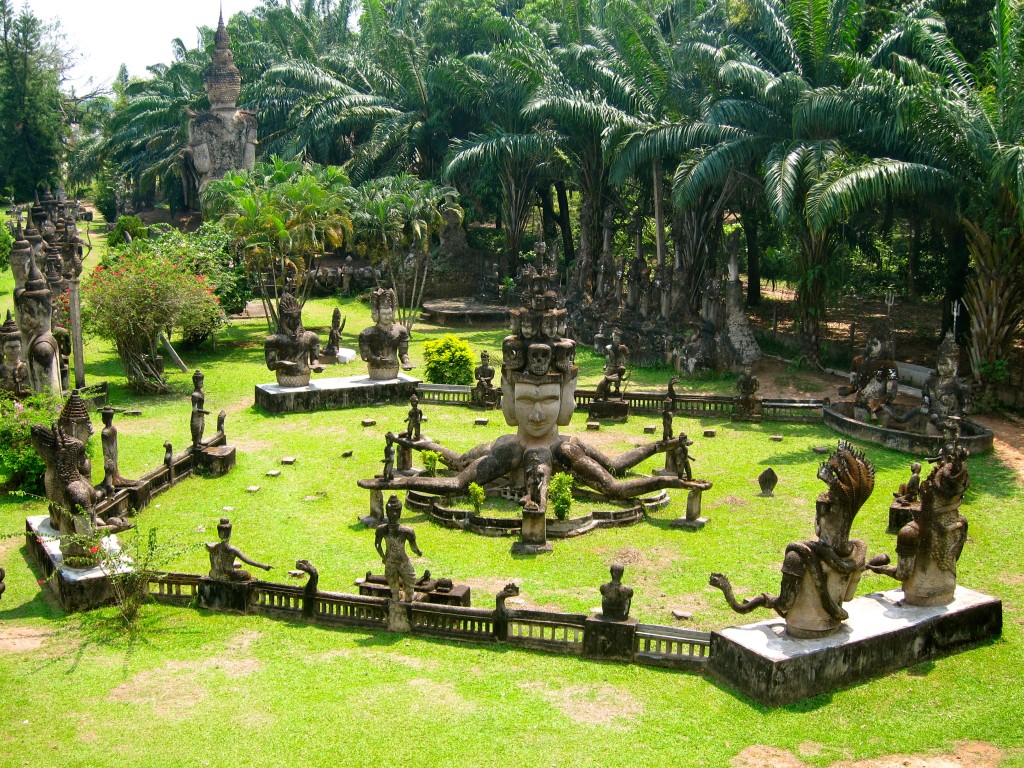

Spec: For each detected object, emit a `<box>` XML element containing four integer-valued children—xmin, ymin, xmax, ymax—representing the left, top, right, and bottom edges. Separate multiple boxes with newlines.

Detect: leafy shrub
<box><xmin>84</xmin><ymin>250</ymin><xmax>225</xmax><ymax>392</ymax></box>
<box><xmin>90</xmin><ymin>170</ymin><xmax>118</xmax><ymax>222</ymax></box>
<box><xmin>108</xmin><ymin>215</ymin><xmax>147</xmax><ymax>248</ymax></box>
<box><xmin>0</xmin><ymin>222</ymin><xmax>13</xmax><ymax>270</ymax></box>
<box><xmin>422</xmin><ymin>450</ymin><xmax>440</xmax><ymax>476</ymax></box>
<box><xmin>549</xmin><ymin>472</ymin><xmax>574</xmax><ymax>520</ymax></box>
<box><xmin>423</xmin><ymin>334</ymin><xmax>474</xmax><ymax>384</ymax></box>
<box><xmin>0</xmin><ymin>392</ymin><xmax>63</xmax><ymax>492</ymax></box>
<box><xmin>468</xmin><ymin>482</ymin><xmax>486</xmax><ymax>514</ymax></box>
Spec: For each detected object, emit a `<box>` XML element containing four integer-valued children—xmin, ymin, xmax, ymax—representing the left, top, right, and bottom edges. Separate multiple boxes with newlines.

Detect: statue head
<box><xmin>192</xmin><ymin>368</ymin><xmax>205</xmax><ymax>392</ymax></box>
<box><xmin>936</xmin><ymin>332</ymin><xmax>960</xmax><ymax>379</ymax></box>
<box><xmin>409</xmin><ymin>393</ymin><xmax>418</xmax><ymax>407</ymax></box>
<box><xmin>910</xmin><ymin>461</ymin><xmax>922</xmax><ymax>475</ymax></box>
<box><xmin>1</xmin><ymin>310</ymin><xmax>21</xmax><ymax>364</ymax></box>
<box><xmin>611</xmin><ymin>327</ymin><xmax>622</xmax><ymax>344</ymax></box>
<box><xmin>332</xmin><ymin>307</ymin><xmax>341</xmax><ymax>328</ymax></box>
<box><xmin>277</xmin><ymin>291</ymin><xmax>303</xmax><ymax>337</ymax></box>
<box><xmin>815</xmin><ymin>442</ymin><xmax>874</xmax><ymax>552</ymax></box>
<box><xmin>480</xmin><ymin>350</ymin><xmax>490</xmax><ymax>364</ymax></box>
<box><xmin>14</xmin><ymin>259</ymin><xmax>53</xmax><ymax>336</ymax></box>
<box><xmin>385</xmin><ymin>494</ymin><xmax>403</xmax><ymax>525</ymax></box>
<box><xmin>609</xmin><ymin>562</ymin><xmax>624</xmax><ymax>583</ymax></box>
<box><xmin>370</xmin><ymin>287</ymin><xmax>398</xmax><ymax>328</ymax></box>
<box><xmin>217</xmin><ymin>517</ymin><xmax>233</xmax><ymax>541</ymax></box>
<box><xmin>99</xmin><ymin>406</ymin><xmax>115</xmax><ymax>427</ymax></box>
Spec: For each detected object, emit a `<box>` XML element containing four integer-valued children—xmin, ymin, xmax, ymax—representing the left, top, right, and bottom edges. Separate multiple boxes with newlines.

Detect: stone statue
<box><xmin>14</xmin><ymin>257</ymin><xmax>62</xmax><ymax>394</ymax></box>
<box><xmin>662</xmin><ymin>396</ymin><xmax>674</xmax><ymax>442</ymax></box>
<box><xmin>733</xmin><ymin>367</ymin><xmax>761</xmax><ymax>420</ymax></box>
<box><xmin>341</xmin><ymin>255</ymin><xmax>354</xmax><ymax>293</ymax></box>
<box><xmin>666</xmin><ymin>434</ymin><xmax>694</xmax><ymax>480</ymax></box>
<box><xmin>0</xmin><ymin>310</ymin><xmax>29</xmax><ymax>398</ymax></box>
<box><xmin>206</xmin><ymin>518</ymin><xmax>272</xmax><ymax>581</ymax></box>
<box><xmin>190</xmin><ymin>368</ymin><xmax>211</xmax><ymax>450</ymax></box>
<box><xmin>473</xmin><ymin>350</ymin><xmax>496</xmax><ymax>407</ymax></box>
<box><xmin>710</xmin><ymin>442</ymin><xmax>873</xmax><ymax>638</ymax></box>
<box><xmin>599</xmin><ymin>562</ymin><xmax>633</xmax><ymax>621</ymax></box>
<box><xmin>758</xmin><ymin>467</ymin><xmax>778</xmax><ymax>497</ymax></box>
<box><xmin>179</xmin><ymin>12</ymin><xmax>257</xmax><ymax>210</ymax></box>
<box><xmin>595</xmin><ymin>327</ymin><xmax>628</xmax><ymax>401</ymax></box>
<box><xmin>374</xmin><ymin>495</ymin><xmax>422</xmax><ymax>602</ymax></box>
<box><xmin>98</xmin><ymin>407</ymin><xmax>134</xmax><ymax>496</ymax></box>
<box><xmin>0</xmin><ymin>567</ymin><xmax>5</xmax><ymax>603</ymax></box>
<box><xmin>894</xmin><ymin>462</ymin><xmax>923</xmax><ymax>506</ymax></box>
<box><xmin>869</xmin><ymin>441</ymin><xmax>970</xmax><ymax>606</ymax></box>
<box><xmin>58</xmin><ymin>389</ymin><xmax>93</xmax><ymax>480</ymax></box>
<box><xmin>921</xmin><ymin>332</ymin><xmax>972</xmax><ymax>436</ymax></box>
<box><xmin>381</xmin><ymin>433</ymin><xmax>396</xmax><ymax>481</ymax></box>
<box><xmin>322</xmin><ymin>308</ymin><xmax>346</xmax><ymax>362</ymax></box>
<box><xmin>840</xmin><ymin>327</ymin><xmax>898</xmax><ymax>419</ymax></box>
<box><xmin>359</xmin><ymin>257</ymin><xmax>711</xmax><ymax>503</ymax></box>
<box><xmin>403</xmin><ymin>394</ymin><xmax>422</xmax><ymax>440</ymax></box>
<box><xmin>264</xmin><ymin>291</ymin><xmax>324</xmax><ymax>387</ymax></box>
<box><xmin>358</xmin><ymin>287</ymin><xmax>413</xmax><ymax>380</ymax></box>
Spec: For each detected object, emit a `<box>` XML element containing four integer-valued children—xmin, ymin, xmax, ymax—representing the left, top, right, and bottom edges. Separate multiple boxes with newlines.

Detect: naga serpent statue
<box><xmin>710</xmin><ymin>441</ymin><xmax>874</xmax><ymax>638</ymax></box>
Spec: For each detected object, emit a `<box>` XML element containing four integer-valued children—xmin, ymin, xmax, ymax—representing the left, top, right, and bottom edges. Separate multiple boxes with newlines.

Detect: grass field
<box><xmin>0</xmin><ymin>228</ymin><xmax>1022</xmax><ymax>767</ymax></box>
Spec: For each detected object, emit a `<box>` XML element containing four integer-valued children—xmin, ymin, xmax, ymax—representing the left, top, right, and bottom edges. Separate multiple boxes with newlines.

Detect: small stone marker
<box><xmin>222</xmin><ymin>506</ymin><xmax>234</xmax><ymax>512</ymax></box>
<box><xmin>266</xmin><ymin>470</ymin><xmax>281</xmax><ymax>477</ymax></box>
<box><xmin>475</xmin><ymin>418</ymin><xmax>489</xmax><ymax>426</ymax></box>
<box><xmin>703</xmin><ymin>429</ymin><xmax>716</xmax><ymax>438</ymax></box>
<box><xmin>643</xmin><ymin>425</ymin><xmax>657</xmax><ymax>434</ymax></box>
<box><xmin>124</xmin><ymin>409</ymin><xmax>142</xmax><ymax>416</ymax></box>
<box><xmin>758</xmin><ymin>467</ymin><xmax>779</xmax><ymax>497</ymax></box>
<box><xmin>342</xmin><ymin>450</ymin><xmax>353</xmax><ymax>458</ymax></box>
<box><xmin>245</xmin><ymin>486</ymin><xmax>260</xmax><ymax>493</ymax></box>
<box><xmin>672</xmin><ymin>610</ymin><xmax>693</xmax><ymax>620</ymax></box>
<box><xmin>303</xmin><ymin>495</ymin><xmax>318</xmax><ymax>502</ymax></box>
<box><xmin>586</xmin><ymin>421</ymin><xmax>600</xmax><ymax>430</ymax></box>
<box><xmin>812</xmin><ymin>445</ymin><xmax>829</xmax><ymax>454</ymax></box>
<box><xmin>362</xmin><ymin>419</ymin><xmax>376</xmax><ymax>427</ymax></box>
<box><xmin>281</xmin><ymin>456</ymin><xmax>296</xmax><ymax>465</ymax></box>
<box><xmin>769</xmin><ymin>434</ymin><xmax>784</xmax><ymax>442</ymax></box>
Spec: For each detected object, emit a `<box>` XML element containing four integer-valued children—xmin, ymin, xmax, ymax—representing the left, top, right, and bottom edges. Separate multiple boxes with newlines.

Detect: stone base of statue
<box><xmin>387</xmin><ymin>600</ymin><xmax>412</xmax><ymax>632</ymax></box>
<box><xmin>583</xmin><ymin>615</ymin><xmax>638</xmax><ymax>662</ymax></box>
<box><xmin>25</xmin><ymin>515</ymin><xmax>128</xmax><ymax>612</ymax></box>
<box><xmin>708</xmin><ymin>586</ymin><xmax>1002</xmax><ymax>707</ymax></box>
<box><xmin>670</xmin><ymin>489</ymin><xmax>708</xmax><ymax>530</ymax></box>
<box><xmin>276</xmin><ymin>370</ymin><xmax>312</xmax><ymax>388</ymax></box>
<box><xmin>823</xmin><ymin>402</ymin><xmax>994</xmax><ymax>456</ymax></box>
<box><xmin>359</xmin><ymin>489</ymin><xmax>386</xmax><ymax>527</ymax></box>
<box><xmin>198</xmin><ymin>444</ymin><xmax>236</xmax><ymax>478</ymax></box>
<box><xmin>198</xmin><ymin>577</ymin><xmax>254</xmax><ymax>613</ymax></box>
<box><xmin>588</xmin><ymin>399</ymin><xmax>630</xmax><ymax>422</ymax></box>
<box><xmin>512</xmin><ymin>506</ymin><xmax>552</xmax><ymax>554</ymax></box>
<box><xmin>319</xmin><ymin>347</ymin><xmax>357</xmax><ymax>365</ymax></box>
<box><xmin>255</xmin><ymin>373</ymin><xmax>421</xmax><ymax>414</ymax></box>
<box><xmin>888</xmin><ymin>500</ymin><xmax>917</xmax><ymax>534</ymax></box>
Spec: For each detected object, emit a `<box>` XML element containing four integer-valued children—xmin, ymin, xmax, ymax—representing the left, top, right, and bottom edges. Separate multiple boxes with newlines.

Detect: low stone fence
<box><xmin>146</xmin><ymin>571</ymin><xmax>712</xmax><ymax>671</ymax></box>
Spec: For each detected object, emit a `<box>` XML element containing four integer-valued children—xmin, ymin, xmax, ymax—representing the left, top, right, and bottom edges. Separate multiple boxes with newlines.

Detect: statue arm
<box><xmin>232</xmin><ymin>546</ymin><xmax>272</xmax><ymax>571</ymax></box>
<box><xmin>558</xmin><ymin>440</ymin><xmax>706</xmax><ymax>500</ymax></box>
<box><xmin>399</xmin><ymin>332</ymin><xmax>412</xmax><ymax>370</ymax></box>
<box><xmin>407</xmin><ymin>528</ymin><xmax>422</xmax><ymax>557</ymax></box>
<box><xmin>375</xmin><ymin>528</ymin><xmax>386</xmax><ymax>561</ymax></box>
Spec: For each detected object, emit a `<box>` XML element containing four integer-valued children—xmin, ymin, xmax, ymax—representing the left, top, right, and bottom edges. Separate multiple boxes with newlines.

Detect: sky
<box><xmin>22</xmin><ymin>0</ymin><xmax>265</xmax><ymax>91</ymax></box>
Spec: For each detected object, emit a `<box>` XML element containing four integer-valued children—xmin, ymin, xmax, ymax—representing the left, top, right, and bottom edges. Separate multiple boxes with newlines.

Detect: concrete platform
<box><xmin>255</xmin><ymin>373</ymin><xmax>421</xmax><ymax>413</ymax></box>
<box><xmin>708</xmin><ymin>586</ymin><xmax>1002</xmax><ymax>706</ymax></box>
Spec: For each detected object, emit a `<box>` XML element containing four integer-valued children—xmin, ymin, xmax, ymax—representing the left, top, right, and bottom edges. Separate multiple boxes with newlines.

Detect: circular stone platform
<box><xmin>421</xmin><ymin>298</ymin><xmax>509</xmax><ymax>326</ymax></box>
<box><xmin>823</xmin><ymin>402</ymin><xmax>993</xmax><ymax>455</ymax></box>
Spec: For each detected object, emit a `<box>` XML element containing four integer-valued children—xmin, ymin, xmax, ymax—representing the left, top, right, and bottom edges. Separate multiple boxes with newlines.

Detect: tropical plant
<box><xmin>0</xmin><ymin>391</ymin><xmax>63</xmax><ymax>492</ymax></box>
<box><xmin>422</xmin><ymin>334</ymin><xmax>474</xmax><ymax>384</ymax></box>
<box><xmin>548</xmin><ymin>471</ymin><xmax>574</xmax><ymax>520</ymax></box>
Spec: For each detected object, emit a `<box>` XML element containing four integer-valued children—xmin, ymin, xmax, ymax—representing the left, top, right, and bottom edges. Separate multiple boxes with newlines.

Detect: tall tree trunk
<box><xmin>741</xmin><ymin>203</ymin><xmax>762</xmax><ymax>306</ymax></box>
<box><xmin>907</xmin><ymin>216</ymin><xmax>920</xmax><ymax>300</ymax></box>
<box><xmin>941</xmin><ymin>223</ymin><xmax>971</xmax><ymax>343</ymax></box>
<box><xmin>538</xmin><ymin>185</ymin><xmax>559</xmax><ymax>241</ymax></box>
<box><xmin>555</xmin><ymin>181</ymin><xmax>574</xmax><ymax>268</ymax></box>
<box><xmin>796</xmin><ymin>230</ymin><xmax>829</xmax><ymax>365</ymax></box>
<box><xmin>653</xmin><ymin>159</ymin><xmax>666</xmax><ymax>268</ymax></box>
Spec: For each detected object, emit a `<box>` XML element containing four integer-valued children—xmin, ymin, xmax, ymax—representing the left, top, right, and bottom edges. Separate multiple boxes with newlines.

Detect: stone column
<box><xmin>68</xmin><ymin>277</ymin><xmax>85</xmax><ymax>389</ymax></box>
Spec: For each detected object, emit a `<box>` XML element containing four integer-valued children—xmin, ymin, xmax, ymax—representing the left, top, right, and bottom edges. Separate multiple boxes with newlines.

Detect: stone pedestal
<box><xmin>583</xmin><ymin>615</ymin><xmax>638</xmax><ymax>662</ymax></box>
<box><xmin>588</xmin><ymin>399</ymin><xmax>629</xmax><ymax>422</ymax></box>
<box><xmin>387</xmin><ymin>600</ymin><xmax>412</xmax><ymax>632</ymax></box>
<box><xmin>198</xmin><ymin>444</ymin><xmax>236</xmax><ymax>477</ymax></box>
<box><xmin>708</xmin><ymin>586</ymin><xmax>1002</xmax><ymax>707</ymax></box>
<box><xmin>671</xmin><ymin>489</ymin><xmax>708</xmax><ymax>530</ymax></box>
<box><xmin>888</xmin><ymin>501</ymin><xmax>917</xmax><ymax>533</ymax></box>
<box><xmin>397</xmin><ymin>444</ymin><xmax>413</xmax><ymax>472</ymax></box>
<box><xmin>359</xmin><ymin>489</ymin><xmax>385</xmax><ymax>527</ymax></box>
<box><xmin>512</xmin><ymin>507</ymin><xmax>552</xmax><ymax>554</ymax></box>
<box><xmin>25</xmin><ymin>515</ymin><xmax>127</xmax><ymax>612</ymax></box>
<box><xmin>198</xmin><ymin>577</ymin><xmax>254</xmax><ymax>613</ymax></box>
<box><xmin>255</xmin><ymin>373</ymin><xmax>421</xmax><ymax>414</ymax></box>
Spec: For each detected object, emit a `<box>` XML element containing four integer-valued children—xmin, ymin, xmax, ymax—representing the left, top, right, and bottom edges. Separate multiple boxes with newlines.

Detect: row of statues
<box><xmin>710</xmin><ymin>439</ymin><xmax>971</xmax><ymax>638</ymax></box>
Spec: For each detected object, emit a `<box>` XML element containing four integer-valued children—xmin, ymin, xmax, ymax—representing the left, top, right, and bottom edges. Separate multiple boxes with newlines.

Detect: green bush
<box><xmin>0</xmin><ymin>392</ymin><xmax>64</xmax><ymax>492</ymax></box>
<box><xmin>549</xmin><ymin>472</ymin><xmax>574</xmax><ymax>521</ymax></box>
<box><xmin>468</xmin><ymin>482</ymin><xmax>486</xmax><ymax>514</ymax></box>
<box><xmin>108</xmin><ymin>215</ymin><xmax>147</xmax><ymax>248</ymax></box>
<box><xmin>422</xmin><ymin>450</ymin><xmax>440</xmax><ymax>477</ymax></box>
<box><xmin>423</xmin><ymin>334</ymin><xmax>474</xmax><ymax>385</ymax></box>
<box><xmin>0</xmin><ymin>222</ymin><xmax>13</xmax><ymax>270</ymax></box>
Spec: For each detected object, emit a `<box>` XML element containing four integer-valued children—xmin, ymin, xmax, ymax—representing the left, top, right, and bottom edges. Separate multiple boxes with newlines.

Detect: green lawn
<box><xmin>0</xmin><ymin>273</ymin><xmax>1022</xmax><ymax>766</ymax></box>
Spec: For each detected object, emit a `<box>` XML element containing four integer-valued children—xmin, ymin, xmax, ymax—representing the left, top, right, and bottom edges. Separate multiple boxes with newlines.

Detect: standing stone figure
<box><xmin>179</xmin><ymin>12</ymin><xmax>257</xmax><ymax>210</ymax></box>
<box><xmin>0</xmin><ymin>310</ymin><xmax>29</xmax><ymax>398</ymax></box>
<box><xmin>264</xmin><ymin>291</ymin><xmax>323</xmax><ymax>387</ymax></box>
<box><xmin>869</xmin><ymin>441</ymin><xmax>970</xmax><ymax>606</ymax></box>
<box><xmin>595</xmin><ymin>327</ymin><xmax>629</xmax><ymax>400</ymax></box>
<box><xmin>473</xmin><ymin>350</ymin><xmax>496</xmax><ymax>406</ymax></box>
<box><xmin>374</xmin><ymin>495</ymin><xmax>422</xmax><ymax>602</ymax></box>
<box><xmin>404</xmin><ymin>394</ymin><xmax>423</xmax><ymax>440</ymax></box>
<box><xmin>190</xmin><ymin>369</ymin><xmax>211</xmax><ymax>450</ymax></box>
<box><xmin>206</xmin><ymin>518</ymin><xmax>272</xmax><ymax>581</ymax></box>
<box><xmin>322</xmin><ymin>308</ymin><xmax>346</xmax><ymax>362</ymax></box>
<box><xmin>98</xmin><ymin>407</ymin><xmax>133</xmax><ymax>496</ymax></box>
<box><xmin>710</xmin><ymin>442</ymin><xmax>873</xmax><ymax>638</ymax></box>
<box><xmin>661</xmin><ymin>396</ymin><xmax>674</xmax><ymax>442</ymax></box>
<box><xmin>599</xmin><ymin>563</ymin><xmax>633</xmax><ymax>621</ymax></box>
<box><xmin>358</xmin><ymin>287</ymin><xmax>413</xmax><ymax>380</ymax></box>
<box><xmin>14</xmin><ymin>258</ymin><xmax>62</xmax><ymax>394</ymax></box>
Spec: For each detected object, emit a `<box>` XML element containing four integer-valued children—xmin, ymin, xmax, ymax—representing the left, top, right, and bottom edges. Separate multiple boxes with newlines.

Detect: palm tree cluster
<box><xmin>67</xmin><ymin>0</ymin><xmax>1024</xmax><ymax>383</ymax></box>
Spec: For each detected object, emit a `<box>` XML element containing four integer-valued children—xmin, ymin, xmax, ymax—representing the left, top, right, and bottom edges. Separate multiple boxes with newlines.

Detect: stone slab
<box><xmin>643</xmin><ymin>425</ymin><xmax>657</xmax><ymax>434</ymax></box>
<box><xmin>671</xmin><ymin>516</ymin><xmax>709</xmax><ymax>530</ymax></box>
<box><xmin>703</xmin><ymin>429</ymin><xmax>716</xmax><ymax>438</ymax></box>
<box><xmin>474</xmin><ymin>418</ymin><xmax>489</xmax><ymax>426</ymax></box>
<box><xmin>586</xmin><ymin>422</ymin><xmax>600</xmax><ymax>430</ymax></box>
<box><xmin>583</xmin><ymin>615</ymin><xmax>638</xmax><ymax>662</ymax></box>
<box><xmin>769</xmin><ymin>435</ymin><xmax>784</xmax><ymax>442</ymax></box>
<box><xmin>266</xmin><ymin>470</ymin><xmax>281</xmax><ymax>477</ymax></box>
<box><xmin>255</xmin><ymin>373</ymin><xmax>421</xmax><ymax>414</ymax></box>
<box><xmin>708</xmin><ymin>586</ymin><xmax>1002</xmax><ymax>707</ymax></box>
<box><xmin>281</xmin><ymin>456</ymin><xmax>296</xmax><ymax>465</ymax></box>
<box><xmin>588</xmin><ymin>399</ymin><xmax>629</xmax><ymax>422</ymax></box>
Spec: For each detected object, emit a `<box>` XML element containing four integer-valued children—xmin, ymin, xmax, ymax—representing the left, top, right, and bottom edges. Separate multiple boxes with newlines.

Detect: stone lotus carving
<box><xmin>358</xmin><ymin>287</ymin><xmax>413</xmax><ymax>380</ymax></box>
<box><xmin>869</xmin><ymin>441</ymin><xmax>970</xmax><ymax>606</ymax></box>
<box><xmin>710</xmin><ymin>442</ymin><xmax>873</xmax><ymax>638</ymax></box>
